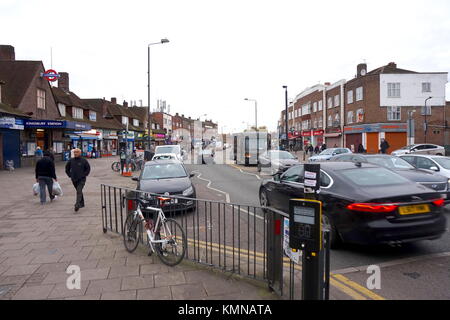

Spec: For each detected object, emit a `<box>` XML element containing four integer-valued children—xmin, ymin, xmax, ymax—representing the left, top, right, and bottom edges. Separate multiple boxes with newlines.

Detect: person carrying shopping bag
<box><xmin>35</xmin><ymin>151</ymin><xmax>57</xmax><ymax>205</ymax></box>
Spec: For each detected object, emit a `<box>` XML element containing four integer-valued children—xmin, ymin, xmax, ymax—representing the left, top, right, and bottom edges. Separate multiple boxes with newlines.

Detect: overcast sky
<box><xmin>2</xmin><ymin>0</ymin><xmax>450</xmax><ymax>133</ymax></box>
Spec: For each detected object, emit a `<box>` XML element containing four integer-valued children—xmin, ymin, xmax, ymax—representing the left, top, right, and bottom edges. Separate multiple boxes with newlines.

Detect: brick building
<box><xmin>280</xmin><ymin>62</ymin><xmax>449</xmax><ymax>153</ymax></box>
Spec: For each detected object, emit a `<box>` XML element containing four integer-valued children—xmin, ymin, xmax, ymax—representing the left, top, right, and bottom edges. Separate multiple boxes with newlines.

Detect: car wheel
<box><xmin>259</xmin><ymin>189</ymin><xmax>270</xmax><ymax>212</ymax></box>
<box><xmin>322</xmin><ymin>214</ymin><xmax>342</xmax><ymax>249</ymax></box>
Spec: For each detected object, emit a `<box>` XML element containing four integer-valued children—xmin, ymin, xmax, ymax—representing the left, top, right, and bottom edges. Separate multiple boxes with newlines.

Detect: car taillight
<box><xmin>346</xmin><ymin>203</ymin><xmax>398</xmax><ymax>213</ymax></box>
<box><xmin>432</xmin><ymin>199</ymin><xmax>445</xmax><ymax>207</ymax></box>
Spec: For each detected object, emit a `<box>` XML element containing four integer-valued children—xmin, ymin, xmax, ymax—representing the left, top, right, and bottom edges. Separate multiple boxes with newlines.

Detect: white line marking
<box><xmin>191</xmin><ymin>170</ymin><xmax>231</xmax><ymax>203</ymax></box>
<box><xmin>230</xmin><ymin>165</ymin><xmax>261</xmax><ymax>180</ymax></box>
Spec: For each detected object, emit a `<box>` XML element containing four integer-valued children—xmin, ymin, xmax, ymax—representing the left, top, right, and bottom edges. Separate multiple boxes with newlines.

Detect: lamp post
<box><xmin>424</xmin><ymin>96</ymin><xmax>432</xmax><ymax>143</ymax></box>
<box><xmin>283</xmin><ymin>86</ymin><xmax>288</xmax><ymax>150</ymax></box>
<box><xmin>245</xmin><ymin>98</ymin><xmax>258</xmax><ymax>165</ymax></box>
<box><xmin>147</xmin><ymin>39</ymin><xmax>169</xmax><ymax>151</ymax></box>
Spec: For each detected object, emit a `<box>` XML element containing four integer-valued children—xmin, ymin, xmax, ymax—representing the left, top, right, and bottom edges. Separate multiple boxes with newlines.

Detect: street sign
<box><xmin>41</xmin><ymin>69</ymin><xmax>60</xmax><ymax>82</ymax></box>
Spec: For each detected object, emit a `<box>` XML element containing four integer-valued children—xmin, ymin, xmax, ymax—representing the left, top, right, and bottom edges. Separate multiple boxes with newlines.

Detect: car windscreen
<box><xmin>320</xmin><ymin>149</ymin><xmax>334</xmax><ymax>155</ymax></box>
<box><xmin>153</xmin><ymin>155</ymin><xmax>174</xmax><ymax>160</ymax></box>
<box><xmin>367</xmin><ymin>157</ymin><xmax>414</xmax><ymax>169</ymax></box>
<box><xmin>141</xmin><ymin>163</ymin><xmax>187</xmax><ymax>180</ymax></box>
<box><xmin>400</xmin><ymin>145</ymin><xmax>415</xmax><ymax>150</ymax></box>
<box><xmin>339</xmin><ymin>167</ymin><xmax>411</xmax><ymax>187</ymax></box>
<box><xmin>432</xmin><ymin>157</ymin><xmax>450</xmax><ymax>169</ymax></box>
<box><xmin>156</xmin><ymin>146</ymin><xmax>179</xmax><ymax>154</ymax></box>
<box><xmin>270</xmin><ymin>151</ymin><xmax>295</xmax><ymax>159</ymax></box>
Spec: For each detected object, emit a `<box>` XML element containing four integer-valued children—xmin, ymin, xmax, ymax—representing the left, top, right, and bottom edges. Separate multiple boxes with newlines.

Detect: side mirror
<box><xmin>132</xmin><ymin>177</ymin><xmax>139</xmax><ymax>181</ymax></box>
<box><xmin>430</xmin><ymin>166</ymin><xmax>439</xmax><ymax>171</ymax></box>
<box><xmin>273</xmin><ymin>173</ymin><xmax>281</xmax><ymax>181</ymax></box>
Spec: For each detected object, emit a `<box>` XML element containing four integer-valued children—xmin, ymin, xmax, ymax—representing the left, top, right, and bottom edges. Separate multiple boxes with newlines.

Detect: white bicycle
<box><xmin>123</xmin><ymin>196</ymin><xmax>187</xmax><ymax>266</ymax></box>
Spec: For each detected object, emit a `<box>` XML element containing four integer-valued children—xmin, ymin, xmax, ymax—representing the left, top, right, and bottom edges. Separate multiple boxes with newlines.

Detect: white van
<box><xmin>154</xmin><ymin>145</ymin><xmax>186</xmax><ymax>162</ymax></box>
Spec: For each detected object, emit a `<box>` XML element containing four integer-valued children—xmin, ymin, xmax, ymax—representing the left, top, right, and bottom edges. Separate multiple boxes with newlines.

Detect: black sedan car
<box><xmin>131</xmin><ymin>159</ymin><xmax>196</xmax><ymax>212</ymax></box>
<box><xmin>257</xmin><ymin>150</ymin><xmax>300</xmax><ymax>174</ymax></box>
<box><xmin>259</xmin><ymin>162</ymin><xmax>447</xmax><ymax>247</ymax></box>
<box><xmin>330</xmin><ymin>153</ymin><xmax>449</xmax><ymax>201</ymax></box>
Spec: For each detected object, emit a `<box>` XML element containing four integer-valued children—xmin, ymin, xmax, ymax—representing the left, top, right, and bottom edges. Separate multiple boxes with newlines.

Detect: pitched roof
<box><xmin>0</xmin><ymin>102</ymin><xmax>30</xmax><ymax>117</ymax></box>
<box><xmin>367</xmin><ymin>63</ymin><xmax>417</xmax><ymax>75</ymax></box>
<box><xmin>81</xmin><ymin>98</ymin><xmax>107</xmax><ymax>114</ymax></box>
<box><xmin>52</xmin><ymin>86</ymin><xmax>87</xmax><ymax>109</ymax></box>
<box><xmin>0</xmin><ymin>60</ymin><xmax>41</xmax><ymax>108</ymax></box>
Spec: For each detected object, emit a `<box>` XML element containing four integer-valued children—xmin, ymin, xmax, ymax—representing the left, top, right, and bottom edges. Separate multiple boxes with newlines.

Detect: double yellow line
<box><xmin>184</xmin><ymin>237</ymin><xmax>386</xmax><ymax>300</ymax></box>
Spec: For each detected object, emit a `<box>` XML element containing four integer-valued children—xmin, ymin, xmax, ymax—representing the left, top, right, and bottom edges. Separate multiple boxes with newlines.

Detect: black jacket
<box><xmin>35</xmin><ymin>156</ymin><xmax>57</xmax><ymax>179</ymax></box>
<box><xmin>65</xmin><ymin>157</ymin><xmax>91</xmax><ymax>181</ymax></box>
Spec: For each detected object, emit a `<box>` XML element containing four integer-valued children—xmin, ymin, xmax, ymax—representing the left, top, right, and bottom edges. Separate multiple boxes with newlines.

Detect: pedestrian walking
<box><xmin>35</xmin><ymin>151</ymin><xmax>57</xmax><ymax>205</ymax></box>
<box><xmin>321</xmin><ymin>143</ymin><xmax>327</xmax><ymax>152</ymax></box>
<box><xmin>65</xmin><ymin>148</ymin><xmax>91</xmax><ymax>212</ymax></box>
<box><xmin>380</xmin><ymin>138</ymin><xmax>390</xmax><ymax>154</ymax></box>
<box><xmin>91</xmin><ymin>146</ymin><xmax>97</xmax><ymax>159</ymax></box>
<box><xmin>35</xmin><ymin>146</ymin><xmax>43</xmax><ymax>158</ymax></box>
<box><xmin>119</xmin><ymin>148</ymin><xmax>127</xmax><ymax>174</ymax></box>
<box><xmin>357</xmin><ymin>143</ymin><xmax>365</xmax><ymax>154</ymax></box>
<box><xmin>308</xmin><ymin>144</ymin><xmax>314</xmax><ymax>156</ymax></box>
<box><xmin>314</xmin><ymin>145</ymin><xmax>320</xmax><ymax>154</ymax></box>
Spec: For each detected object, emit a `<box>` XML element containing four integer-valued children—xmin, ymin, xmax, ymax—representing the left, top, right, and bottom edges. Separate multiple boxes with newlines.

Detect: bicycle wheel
<box><xmin>123</xmin><ymin>213</ymin><xmax>142</xmax><ymax>253</ymax></box>
<box><xmin>154</xmin><ymin>218</ymin><xmax>187</xmax><ymax>266</ymax></box>
<box><xmin>111</xmin><ymin>162</ymin><xmax>120</xmax><ymax>172</ymax></box>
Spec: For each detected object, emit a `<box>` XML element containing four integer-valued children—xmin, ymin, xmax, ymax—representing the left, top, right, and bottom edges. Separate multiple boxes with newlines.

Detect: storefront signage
<box><xmin>344</xmin><ymin>123</ymin><xmax>407</xmax><ymax>134</ymax></box>
<box><xmin>0</xmin><ymin>117</ymin><xmax>23</xmax><ymax>129</ymax></box>
<box><xmin>24</xmin><ymin>120</ymin><xmax>91</xmax><ymax>130</ymax></box>
<box><xmin>313</xmin><ymin>130</ymin><xmax>324</xmax><ymax>136</ymax></box>
<box><xmin>103</xmin><ymin>130</ymin><xmax>118</xmax><ymax>139</ymax></box>
<box><xmin>302</xmin><ymin>131</ymin><xmax>312</xmax><ymax>137</ymax></box>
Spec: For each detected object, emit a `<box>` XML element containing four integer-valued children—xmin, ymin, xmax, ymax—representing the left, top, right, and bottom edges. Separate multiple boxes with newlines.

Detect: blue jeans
<box><xmin>38</xmin><ymin>176</ymin><xmax>54</xmax><ymax>204</ymax></box>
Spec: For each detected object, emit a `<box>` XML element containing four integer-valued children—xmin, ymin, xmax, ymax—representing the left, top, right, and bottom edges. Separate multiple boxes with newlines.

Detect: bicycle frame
<box><xmin>134</xmin><ymin>203</ymin><xmax>170</xmax><ymax>252</ymax></box>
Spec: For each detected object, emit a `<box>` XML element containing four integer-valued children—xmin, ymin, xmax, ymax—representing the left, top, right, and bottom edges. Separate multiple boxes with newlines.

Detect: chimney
<box><xmin>357</xmin><ymin>63</ymin><xmax>367</xmax><ymax>77</ymax></box>
<box><xmin>324</xmin><ymin>82</ymin><xmax>331</xmax><ymax>86</ymax></box>
<box><xmin>123</xmin><ymin>101</ymin><xmax>128</xmax><ymax>108</ymax></box>
<box><xmin>388</xmin><ymin>62</ymin><xmax>397</xmax><ymax>68</ymax></box>
<box><xmin>58</xmin><ymin>72</ymin><xmax>70</xmax><ymax>92</ymax></box>
<box><xmin>0</xmin><ymin>45</ymin><xmax>15</xmax><ymax>61</ymax></box>
<box><xmin>111</xmin><ymin>97</ymin><xmax>117</xmax><ymax>104</ymax></box>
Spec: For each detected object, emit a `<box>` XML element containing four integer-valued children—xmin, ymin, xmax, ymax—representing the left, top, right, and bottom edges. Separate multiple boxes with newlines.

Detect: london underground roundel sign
<box><xmin>42</xmin><ymin>69</ymin><xmax>60</xmax><ymax>82</ymax></box>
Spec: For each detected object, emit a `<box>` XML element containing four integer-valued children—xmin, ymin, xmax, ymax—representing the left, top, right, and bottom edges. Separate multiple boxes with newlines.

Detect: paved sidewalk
<box><xmin>0</xmin><ymin>157</ymin><xmax>278</xmax><ymax>300</ymax></box>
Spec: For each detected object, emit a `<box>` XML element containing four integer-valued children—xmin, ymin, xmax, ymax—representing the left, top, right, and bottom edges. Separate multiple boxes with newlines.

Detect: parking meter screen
<box><xmin>293</xmin><ymin>206</ymin><xmax>315</xmax><ymax>225</ymax></box>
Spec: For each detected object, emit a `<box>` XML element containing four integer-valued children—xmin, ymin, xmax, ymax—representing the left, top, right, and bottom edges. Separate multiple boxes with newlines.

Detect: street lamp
<box><xmin>424</xmin><ymin>96</ymin><xmax>432</xmax><ymax>143</ymax></box>
<box><xmin>283</xmin><ymin>86</ymin><xmax>288</xmax><ymax>150</ymax></box>
<box><xmin>147</xmin><ymin>38</ymin><xmax>169</xmax><ymax>151</ymax></box>
<box><xmin>245</xmin><ymin>98</ymin><xmax>258</xmax><ymax>165</ymax></box>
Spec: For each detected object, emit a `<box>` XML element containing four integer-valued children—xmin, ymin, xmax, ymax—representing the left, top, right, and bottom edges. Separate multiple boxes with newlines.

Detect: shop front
<box><xmin>344</xmin><ymin>123</ymin><xmax>407</xmax><ymax>155</ymax></box>
<box><xmin>324</xmin><ymin>128</ymin><xmax>343</xmax><ymax>148</ymax></box>
<box><xmin>22</xmin><ymin>120</ymin><xmax>91</xmax><ymax>166</ymax></box>
<box><xmin>101</xmin><ymin>130</ymin><xmax>118</xmax><ymax>156</ymax></box>
<box><xmin>288</xmin><ymin>131</ymin><xmax>302</xmax><ymax>151</ymax></box>
<box><xmin>0</xmin><ymin>116</ymin><xmax>24</xmax><ymax>169</ymax></box>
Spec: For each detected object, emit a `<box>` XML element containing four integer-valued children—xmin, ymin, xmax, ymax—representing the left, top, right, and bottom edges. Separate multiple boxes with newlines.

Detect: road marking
<box><xmin>191</xmin><ymin>170</ymin><xmax>231</xmax><ymax>203</ymax></box>
<box><xmin>183</xmin><ymin>236</ymin><xmax>384</xmax><ymax>300</ymax></box>
<box><xmin>228</xmin><ymin>164</ymin><xmax>261</xmax><ymax>180</ymax></box>
<box><xmin>332</xmin><ymin>274</ymin><xmax>386</xmax><ymax>300</ymax></box>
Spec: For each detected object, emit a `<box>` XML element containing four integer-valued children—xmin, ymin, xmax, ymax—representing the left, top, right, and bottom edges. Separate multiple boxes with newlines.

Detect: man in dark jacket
<box><xmin>380</xmin><ymin>138</ymin><xmax>390</xmax><ymax>154</ymax></box>
<box><xmin>65</xmin><ymin>148</ymin><xmax>91</xmax><ymax>212</ymax></box>
<box><xmin>35</xmin><ymin>151</ymin><xmax>57</xmax><ymax>205</ymax></box>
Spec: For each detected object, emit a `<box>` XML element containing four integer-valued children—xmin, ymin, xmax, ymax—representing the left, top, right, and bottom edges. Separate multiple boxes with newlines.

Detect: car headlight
<box><xmin>183</xmin><ymin>186</ymin><xmax>194</xmax><ymax>196</ymax></box>
<box><xmin>447</xmin><ymin>179</ymin><xmax>450</xmax><ymax>191</ymax></box>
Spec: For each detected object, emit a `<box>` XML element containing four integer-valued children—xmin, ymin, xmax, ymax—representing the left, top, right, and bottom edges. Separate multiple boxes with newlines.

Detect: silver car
<box><xmin>391</xmin><ymin>144</ymin><xmax>445</xmax><ymax>156</ymax></box>
<box><xmin>399</xmin><ymin>154</ymin><xmax>450</xmax><ymax>179</ymax></box>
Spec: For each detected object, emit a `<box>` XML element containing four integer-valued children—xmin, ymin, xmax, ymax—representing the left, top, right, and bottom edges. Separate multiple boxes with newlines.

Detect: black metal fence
<box><xmin>100</xmin><ymin>184</ymin><xmax>330</xmax><ymax>300</ymax></box>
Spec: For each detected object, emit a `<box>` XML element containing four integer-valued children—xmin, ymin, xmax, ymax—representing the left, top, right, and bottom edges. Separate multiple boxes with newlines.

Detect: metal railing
<box><xmin>100</xmin><ymin>184</ymin><xmax>331</xmax><ymax>300</ymax></box>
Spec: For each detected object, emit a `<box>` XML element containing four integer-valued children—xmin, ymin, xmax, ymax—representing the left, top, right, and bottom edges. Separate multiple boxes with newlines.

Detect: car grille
<box><xmin>420</xmin><ymin>182</ymin><xmax>447</xmax><ymax>192</ymax></box>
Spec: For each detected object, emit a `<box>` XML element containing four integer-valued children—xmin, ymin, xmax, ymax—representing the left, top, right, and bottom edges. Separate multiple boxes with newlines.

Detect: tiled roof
<box><xmin>0</xmin><ymin>102</ymin><xmax>30</xmax><ymax>117</ymax></box>
<box><xmin>52</xmin><ymin>87</ymin><xmax>87</xmax><ymax>109</ymax></box>
<box><xmin>81</xmin><ymin>98</ymin><xmax>107</xmax><ymax>114</ymax></box>
<box><xmin>367</xmin><ymin>63</ymin><xmax>417</xmax><ymax>75</ymax></box>
<box><xmin>0</xmin><ymin>60</ymin><xmax>41</xmax><ymax>108</ymax></box>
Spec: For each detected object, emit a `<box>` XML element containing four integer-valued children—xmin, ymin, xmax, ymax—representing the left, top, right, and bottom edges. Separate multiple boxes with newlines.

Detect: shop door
<box><xmin>366</xmin><ymin>132</ymin><xmax>379</xmax><ymax>154</ymax></box>
<box><xmin>385</xmin><ymin>132</ymin><xmax>407</xmax><ymax>155</ymax></box>
<box><xmin>345</xmin><ymin>133</ymin><xmax>362</xmax><ymax>153</ymax></box>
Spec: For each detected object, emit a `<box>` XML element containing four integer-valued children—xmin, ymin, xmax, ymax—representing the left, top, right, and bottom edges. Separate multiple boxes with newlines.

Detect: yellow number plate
<box><xmin>398</xmin><ymin>204</ymin><xmax>430</xmax><ymax>215</ymax></box>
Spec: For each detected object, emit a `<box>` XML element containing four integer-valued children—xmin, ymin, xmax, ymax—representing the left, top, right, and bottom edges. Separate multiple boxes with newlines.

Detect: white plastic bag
<box><xmin>33</xmin><ymin>183</ymin><xmax>40</xmax><ymax>196</ymax></box>
<box><xmin>52</xmin><ymin>181</ymin><xmax>63</xmax><ymax>196</ymax></box>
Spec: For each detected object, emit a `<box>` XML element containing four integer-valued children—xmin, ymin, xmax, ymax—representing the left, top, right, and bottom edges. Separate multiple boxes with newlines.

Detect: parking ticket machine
<box><xmin>289</xmin><ymin>199</ymin><xmax>323</xmax><ymax>252</ymax></box>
